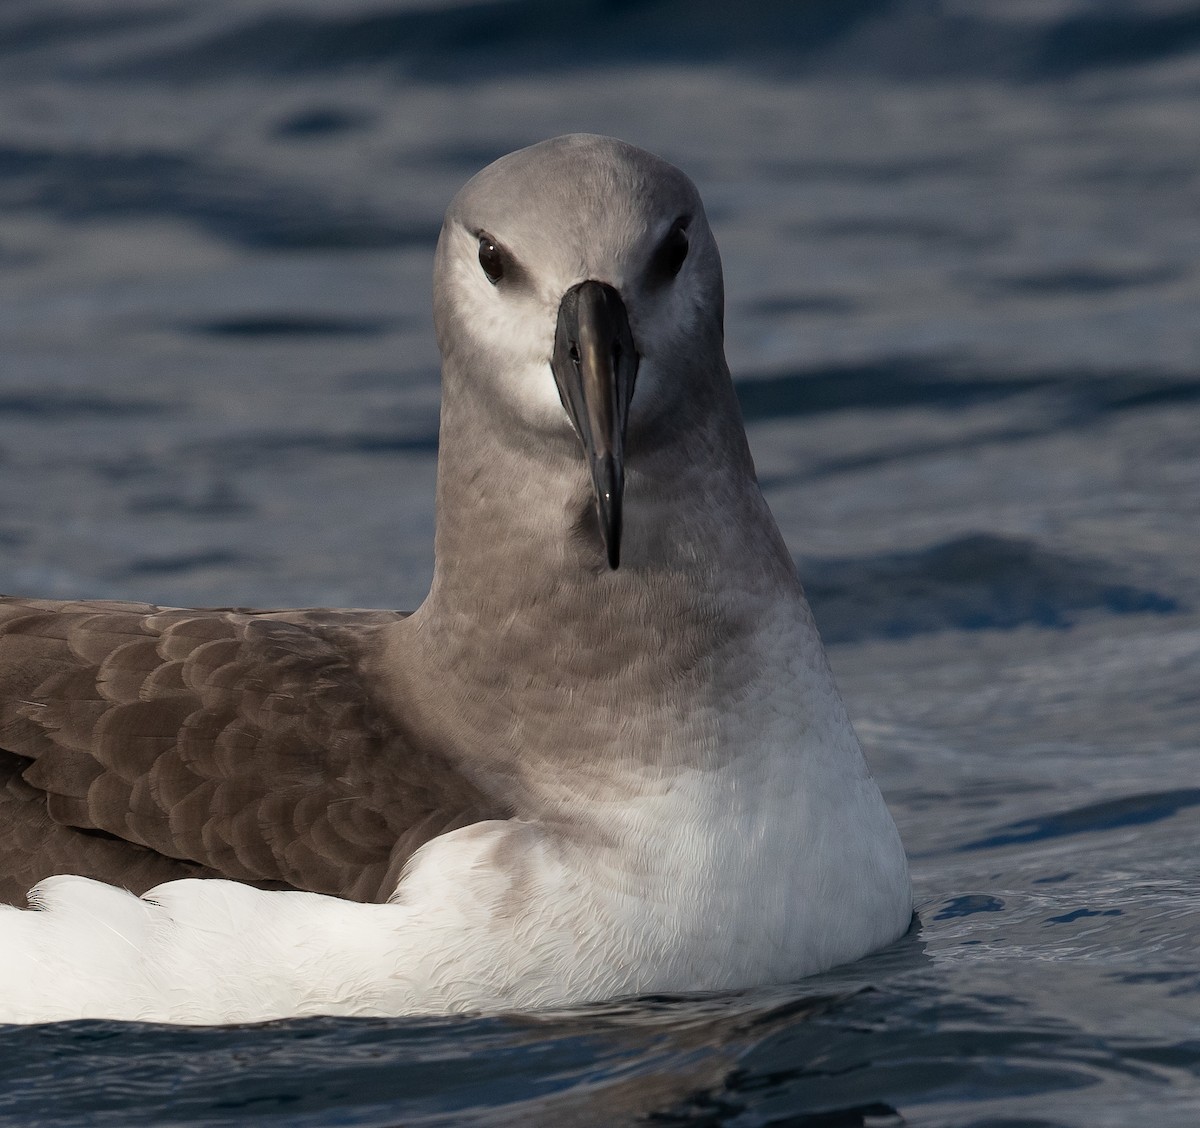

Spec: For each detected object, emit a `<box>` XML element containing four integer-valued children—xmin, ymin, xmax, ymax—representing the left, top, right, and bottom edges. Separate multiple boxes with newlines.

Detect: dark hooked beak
<box><xmin>551</xmin><ymin>280</ymin><xmax>639</xmax><ymax>569</ymax></box>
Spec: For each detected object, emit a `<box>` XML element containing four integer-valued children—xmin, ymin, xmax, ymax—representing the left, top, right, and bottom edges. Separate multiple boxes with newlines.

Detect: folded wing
<box><xmin>0</xmin><ymin>598</ymin><xmax>499</xmax><ymax>905</ymax></box>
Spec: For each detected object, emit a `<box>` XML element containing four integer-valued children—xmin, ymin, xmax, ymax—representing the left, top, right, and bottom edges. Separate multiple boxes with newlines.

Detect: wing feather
<box><xmin>0</xmin><ymin>596</ymin><xmax>502</xmax><ymax>905</ymax></box>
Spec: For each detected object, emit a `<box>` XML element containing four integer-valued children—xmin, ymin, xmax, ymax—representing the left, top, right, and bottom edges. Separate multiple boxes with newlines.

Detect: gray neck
<box><xmin>424</xmin><ymin>355</ymin><xmax>798</xmax><ymax>628</ymax></box>
<box><xmin>383</xmin><ymin>357</ymin><xmax>815</xmax><ymax>806</ymax></box>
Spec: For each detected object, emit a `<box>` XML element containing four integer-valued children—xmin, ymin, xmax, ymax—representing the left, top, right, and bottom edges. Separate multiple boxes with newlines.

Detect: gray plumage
<box><xmin>0</xmin><ymin>136</ymin><xmax>909</xmax><ymax>1001</ymax></box>
<box><xmin>0</xmin><ymin>602</ymin><xmax>499</xmax><ymax>904</ymax></box>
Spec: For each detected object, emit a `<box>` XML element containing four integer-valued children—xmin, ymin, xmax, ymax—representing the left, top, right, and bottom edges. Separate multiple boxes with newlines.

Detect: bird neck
<box><xmin>381</xmin><ymin>361</ymin><xmax>832</xmax><ymax>790</ymax></box>
<box><xmin>422</xmin><ymin>360</ymin><xmax>801</xmax><ymax>635</ymax></box>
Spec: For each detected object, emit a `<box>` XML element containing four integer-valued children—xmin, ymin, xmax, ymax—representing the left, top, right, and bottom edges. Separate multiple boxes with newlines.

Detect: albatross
<box><xmin>0</xmin><ymin>135</ymin><xmax>911</xmax><ymax>1024</ymax></box>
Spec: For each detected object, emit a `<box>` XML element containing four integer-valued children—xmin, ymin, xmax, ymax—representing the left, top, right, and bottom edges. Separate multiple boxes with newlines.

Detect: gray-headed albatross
<box><xmin>0</xmin><ymin>135</ymin><xmax>911</xmax><ymax>1023</ymax></box>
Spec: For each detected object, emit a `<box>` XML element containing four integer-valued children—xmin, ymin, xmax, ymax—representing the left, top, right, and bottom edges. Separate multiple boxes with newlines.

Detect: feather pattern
<box><xmin>0</xmin><ymin>136</ymin><xmax>911</xmax><ymax>1023</ymax></box>
<box><xmin>0</xmin><ymin>599</ymin><xmax>502</xmax><ymax>905</ymax></box>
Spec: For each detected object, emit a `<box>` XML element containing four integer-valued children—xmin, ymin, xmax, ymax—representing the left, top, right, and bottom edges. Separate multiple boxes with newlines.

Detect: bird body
<box><xmin>0</xmin><ymin>136</ymin><xmax>910</xmax><ymax>1023</ymax></box>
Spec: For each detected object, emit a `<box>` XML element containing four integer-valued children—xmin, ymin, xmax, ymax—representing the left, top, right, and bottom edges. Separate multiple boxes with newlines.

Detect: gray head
<box><xmin>433</xmin><ymin>135</ymin><xmax>728</xmax><ymax>568</ymax></box>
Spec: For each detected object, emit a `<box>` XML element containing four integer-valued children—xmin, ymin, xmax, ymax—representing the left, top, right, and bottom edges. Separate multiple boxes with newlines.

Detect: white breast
<box><xmin>0</xmin><ymin>604</ymin><xmax>908</xmax><ymax>1025</ymax></box>
<box><xmin>0</xmin><ymin>799</ymin><xmax>897</xmax><ymax>1025</ymax></box>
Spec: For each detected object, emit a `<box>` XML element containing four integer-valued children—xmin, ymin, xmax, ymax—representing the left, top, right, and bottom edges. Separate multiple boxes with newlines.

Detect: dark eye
<box><xmin>651</xmin><ymin>220</ymin><xmax>689</xmax><ymax>282</ymax></box>
<box><xmin>478</xmin><ymin>236</ymin><xmax>504</xmax><ymax>284</ymax></box>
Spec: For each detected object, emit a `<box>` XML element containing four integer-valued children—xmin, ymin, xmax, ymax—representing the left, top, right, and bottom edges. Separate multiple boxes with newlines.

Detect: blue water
<box><xmin>1</xmin><ymin>1</ymin><xmax>1198</xmax><ymax>1123</ymax></box>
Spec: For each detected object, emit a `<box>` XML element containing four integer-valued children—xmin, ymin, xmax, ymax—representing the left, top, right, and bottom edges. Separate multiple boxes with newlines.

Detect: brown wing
<box><xmin>0</xmin><ymin>597</ymin><xmax>500</xmax><ymax>905</ymax></box>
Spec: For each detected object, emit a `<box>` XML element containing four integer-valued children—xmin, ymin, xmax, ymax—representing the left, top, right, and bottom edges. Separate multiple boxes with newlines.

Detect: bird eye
<box><xmin>651</xmin><ymin>219</ymin><xmax>690</xmax><ymax>282</ymax></box>
<box><xmin>478</xmin><ymin>236</ymin><xmax>504</xmax><ymax>284</ymax></box>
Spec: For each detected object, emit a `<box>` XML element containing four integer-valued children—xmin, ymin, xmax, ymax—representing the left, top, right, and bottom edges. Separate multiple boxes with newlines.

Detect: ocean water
<box><xmin>1</xmin><ymin>1</ymin><xmax>1198</xmax><ymax>1123</ymax></box>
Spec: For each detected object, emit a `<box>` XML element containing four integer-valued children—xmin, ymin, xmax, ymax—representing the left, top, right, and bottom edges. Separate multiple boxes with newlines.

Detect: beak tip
<box><xmin>599</xmin><ymin>488</ymin><xmax>621</xmax><ymax>570</ymax></box>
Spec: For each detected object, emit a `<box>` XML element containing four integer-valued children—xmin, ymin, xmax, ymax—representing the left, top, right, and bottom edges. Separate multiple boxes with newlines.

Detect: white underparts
<box><xmin>0</xmin><ymin>613</ymin><xmax>910</xmax><ymax>1025</ymax></box>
